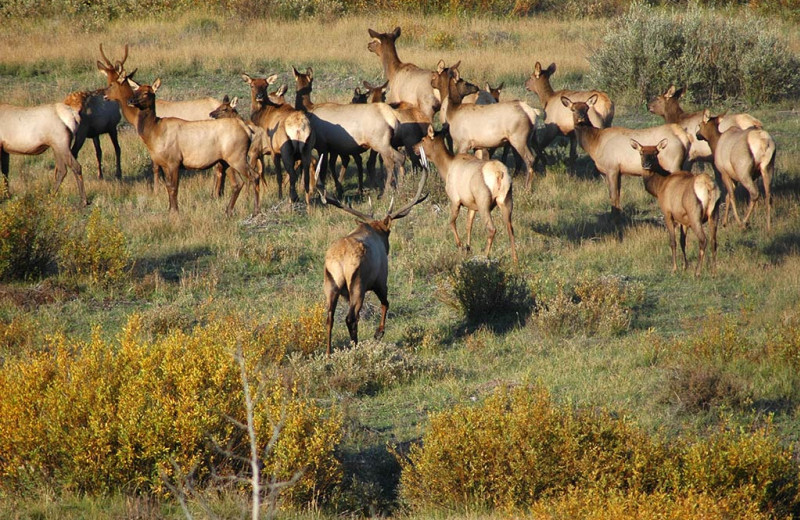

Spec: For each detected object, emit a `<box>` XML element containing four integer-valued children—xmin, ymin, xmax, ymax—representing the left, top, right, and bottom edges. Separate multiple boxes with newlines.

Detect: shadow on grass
<box><xmin>134</xmin><ymin>246</ymin><xmax>214</xmax><ymax>282</ymax></box>
<box><xmin>531</xmin><ymin>210</ymin><xmax>634</xmax><ymax>243</ymax></box>
<box><xmin>337</xmin><ymin>441</ymin><xmax>405</xmax><ymax>516</ymax></box>
<box><xmin>764</xmin><ymin>231</ymin><xmax>800</xmax><ymax>263</ymax></box>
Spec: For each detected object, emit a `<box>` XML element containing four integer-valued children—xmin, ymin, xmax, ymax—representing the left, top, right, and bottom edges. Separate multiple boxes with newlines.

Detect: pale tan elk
<box><xmin>293</xmin><ymin>66</ymin><xmax>405</xmax><ymax>196</ymax></box>
<box><xmin>631</xmin><ymin>139</ymin><xmax>719</xmax><ymax>276</ymax></box>
<box><xmin>561</xmin><ymin>94</ymin><xmax>689</xmax><ymax>215</ymax></box>
<box><xmin>648</xmin><ymin>85</ymin><xmax>762</xmax><ymax>165</ymax></box>
<box><xmin>126</xmin><ymin>78</ymin><xmax>260</xmax><ymax>215</ymax></box>
<box><xmin>525</xmin><ymin>61</ymin><xmax>615</xmax><ymax>170</ymax></box>
<box><xmin>242</xmin><ymin>73</ymin><xmax>315</xmax><ymax>203</ymax></box>
<box><xmin>322</xmin><ymin>170</ymin><xmax>428</xmax><ymax>355</ymax></box>
<box><xmin>367</xmin><ymin>27</ymin><xmax>441</xmax><ymax>120</ymax></box>
<box><xmin>696</xmin><ymin>109</ymin><xmax>775</xmax><ymax>231</ymax></box>
<box><xmin>416</xmin><ymin>126</ymin><xmax>517</xmax><ymax>263</ymax></box>
<box><xmin>431</xmin><ymin>66</ymin><xmax>542</xmax><ymax>188</ymax></box>
<box><xmin>0</xmin><ymin>93</ymin><xmax>86</xmax><ymax>204</ymax></box>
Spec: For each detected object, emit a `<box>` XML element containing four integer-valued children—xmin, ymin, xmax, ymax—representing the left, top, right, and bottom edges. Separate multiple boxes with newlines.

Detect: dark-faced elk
<box><xmin>126</xmin><ymin>78</ymin><xmax>261</xmax><ymax>215</ymax></box>
<box><xmin>648</xmin><ymin>85</ymin><xmax>763</xmax><ymax>166</ymax></box>
<box><xmin>525</xmin><ymin>61</ymin><xmax>615</xmax><ymax>171</ymax></box>
<box><xmin>293</xmin><ymin>66</ymin><xmax>405</xmax><ymax>197</ymax></box>
<box><xmin>70</xmin><ymin>88</ymin><xmax>122</xmax><ymax>180</ymax></box>
<box><xmin>0</xmin><ymin>92</ymin><xmax>86</xmax><ymax>205</ymax></box>
<box><xmin>696</xmin><ymin>109</ymin><xmax>775</xmax><ymax>231</ymax></box>
<box><xmin>322</xmin><ymin>170</ymin><xmax>428</xmax><ymax>355</ymax></box>
<box><xmin>631</xmin><ymin>139</ymin><xmax>719</xmax><ymax>276</ymax></box>
<box><xmin>367</xmin><ymin>26</ymin><xmax>441</xmax><ymax>121</ymax></box>
<box><xmin>416</xmin><ymin>125</ymin><xmax>517</xmax><ymax>263</ymax></box>
<box><xmin>561</xmin><ymin>94</ymin><xmax>689</xmax><ymax>215</ymax></box>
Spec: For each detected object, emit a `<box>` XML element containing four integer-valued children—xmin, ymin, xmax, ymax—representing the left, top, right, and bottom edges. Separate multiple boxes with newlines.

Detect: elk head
<box><xmin>561</xmin><ymin>94</ymin><xmax>598</xmax><ymax>127</ymax></box>
<box><xmin>647</xmin><ymin>85</ymin><xmax>685</xmax><ymax>117</ymax></box>
<box><xmin>486</xmin><ymin>81</ymin><xmax>504</xmax><ymax>103</ymax></box>
<box><xmin>695</xmin><ymin>109</ymin><xmax>726</xmax><ymax>143</ymax></box>
<box><xmin>209</xmin><ymin>95</ymin><xmax>238</xmax><ymax>119</ymax></box>
<box><xmin>630</xmin><ymin>138</ymin><xmax>669</xmax><ymax>171</ymax></box>
<box><xmin>524</xmin><ymin>61</ymin><xmax>556</xmax><ymax>94</ymax></box>
<box><xmin>367</xmin><ymin>26</ymin><xmax>401</xmax><ymax>57</ymax></box>
<box><xmin>96</xmin><ymin>43</ymin><xmax>129</xmax><ymax>83</ymax></box>
<box><xmin>127</xmin><ymin>78</ymin><xmax>160</xmax><ymax>111</ymax></box>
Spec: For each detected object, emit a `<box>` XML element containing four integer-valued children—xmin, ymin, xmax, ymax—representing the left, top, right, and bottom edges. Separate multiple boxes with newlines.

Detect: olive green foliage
<box><xmin>0</xmin><ymin>314</ymin><xmax>342</xmax><ymax>507</ymax></box>
<box><xmin>399</xmin><ymin>385</ymin><xmax>800</xmax><ymax>517</ymax></box>
<box><xmin>590</xmin><ymin>4</ymin><xmax>800</xmax><ymax>104</ymax></box>
<box><xmin>438</xmin><ymin>258</ymin><xmax>535</xmax><ymax>324</ymax></box>
<box><xmin>0</xmin><ymin>191</ymin><xmax>64</xmax><ymax>280</ymax></box>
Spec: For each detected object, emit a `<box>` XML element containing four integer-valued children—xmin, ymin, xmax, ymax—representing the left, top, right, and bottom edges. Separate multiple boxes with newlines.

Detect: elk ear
<box><xmin>380</xmin><ymin>80</ymin><xmax>388</xmax><ymax>90</ymax></box>
<box><xmin>231</xmin><ymin>97</ymin><xmax>238</xmax><ymax>109</ymax></box>
<box><xmin>354</xmin><ymin>87</ymin><xmax>362</xmax><ymax>96</ymax></box>
<box><xmin>702</xmin><ymin>109</ymin><xmax>711</xmax><ymax>123</ymax></box>
<box><xmin>497</xmin><ymin>81</ymin><xmax>504</xmax><ymax>90</ymax></box>
<box><xmin>427</xmin><ymin>124</ymin><xmax>435</xmax><ymax>139</ymax></box>
<box><xmin>306</xmin><ymin>67</ymin><xmax>313</xmax><ymax>79</ymax></box>
<box><xmin>665</xmin><ymin>85</ymin><xmax>676</xmax><ymax>98</ymax></box>
<box><xmin>674</xmin><ymin>87</ymin><xmax>685</xmax><ymax>99</ymax></box>
<box><xmin>534</xmin><ymin>62</ymin><xmax>542</xmax><ymax>77</ymax></box>
<box><xmin>560</xmin><ymin>96</ymin><xmax>572</xmax><ymax>108</ymax></box>
<box><xmin>277</xmin><ymin>85</ymin><xmax>287</xmax><ymax>96</ymax></box>
<box><xmin>151</xmin><ymin>78</ymin><xmax>161</xmax><ymax>92</ymax></box>
<box><xmin>392</xmin><ymin>26</ymin><xmax>401</xmax><ymax>39</ymax></box>
<box><xmin>127</xmin><ymin>77</ymin><xmax>140</xmax><ymax>89</ymax></box>
<box><xmin>242</xmin><ymin>73</ymin><xmax>253</xmax><ymax>85</ymax></box>
<box><xmin>657</xmin><ymin>138</ymin><xmax>668</xmax><ymax>150</ymax></box>
<box><xmin>630</xmin><ymin>139</ymin><xmax>641</xmax><ymax>151</ymax></box>
<box><xmin>436</xmin><ymin>60</ymin><xmax>446</xmax><ymax>73</ymax></box>
<box><xmin>222</xmin><ymin>94</ymin><xmax>230</xmax><ymax>103</ymax></box>
<box><xmin>586</xmin><ymin>93</ymin><xmax>598</xmax><ymax>107</ymax></box>
<box><xmin>547</xmin><ymin>63</ymin><xmax>557</xmax><ymax>75</ymax></box>
<box><xmin>291</xmin><ymin>66</ymin><xmax>300</xmax><ymax>78</ymax></box>
<box><xmin>96</xmin><ymin>60</ymin><xmax>107</xmax><ymax>72</ymax></box>
<box><xmin>368</xmin><ymin>28</ymin><xmax>380</xmax><ymax>38</ymax></box>
<box><xmin>266</xmin><ymin>74</ymin><xmax>279</xmax><ymax>85</ymax></box>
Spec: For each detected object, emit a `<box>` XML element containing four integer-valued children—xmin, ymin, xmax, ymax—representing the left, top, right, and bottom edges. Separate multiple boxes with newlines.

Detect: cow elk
<box><xmin>70</xmin><ymin>87</ymin><xmax>122</xmax><ymax>180</ymax></box>
<box><xmin>696</xmin><ymin>109</ymin><xmax>775</xmax><ymax>231</ymax></box>
<box><xmin>126</xmin><ymin>78</ymin><xmax>260</xmax><ymax>215</ymax></box>
<box><xmin>293</xmin><ymin>66</ymin><xmax>405</xmax><ymax>197</ymax></box>
<box><xmin>648</xmin><ymin>85</ymin><xmax>762</xmax><ymax>165</ymax></box>
<box><xmin>367</xmin><ymin>26</ymin><xmax>441</xmax><ymax>120</ymax></box>
<box><xmin>0</xmin><ymin>93</ymin><xmax>86</xmax><ymax>205</ymax></box>
<box><xmin>561</xmin><ymin>94</ymin><xmax>689</xmax><ymax>215</ymax></box>
<box><xmin>242</xmin><ymin>73</ymin><xmax>315</xmax><ymax>203</ymax></box>
<box><xmin>416</xmin><ymin>125</ymin><xmax>517</xmax><ymax>263</ymax></box>
<box><xmin>631</xmin><ymin>139</ymin><xmax>719</xmax><ymax>276</ymax></box>
<box><xmin>525</xmin><ymin>61</ymin><xmax>615</xmax><ymax>170</ymax></box>
<box><xmin>431</xmin><ymin>65</ymin><xmax>542</xmax><ymax>188</ymax></box>
<box><xmin>322</xmin><ymin>170</ymin><xmax>428</xmax><ymax>355</ymax></box>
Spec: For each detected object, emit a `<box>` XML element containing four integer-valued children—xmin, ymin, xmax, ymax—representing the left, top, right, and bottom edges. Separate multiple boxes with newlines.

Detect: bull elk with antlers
<box><xmin>322</xmin><ymin>170</ymin><xmax>428</xmax><ymax>355</ymax></box>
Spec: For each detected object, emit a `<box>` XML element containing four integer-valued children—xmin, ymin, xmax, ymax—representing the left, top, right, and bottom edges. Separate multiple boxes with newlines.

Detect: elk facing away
<box><xmin>525</xmin><ymin>61</ymin><xmax>615</xmax><ymax>170</ymax></box>
<box><xmin>0</xmin><ymin>93</ymin><xmax>86</xmax><ymax>204</ymax></box>
<box><xmin>696</xmin><ymin>109</ymin><xmax>775</xmax><ymax>231</ymax></box>
<box><xmin>631</xmin><ymin>139</ymin><xmax>719</xmax><ymax>276</ymax></box>
<box><xmin>367</xmin><ymin>27</ymin><xmax>441</xmax><ymax>120</ymax></box>
<box><xmin>127</xmin><ymin>78</ymin><xmax>261</xmax><ymax>215</ymax></box>
<box><xmin>561</xmin><ymin>94</ymin><xmax>689</xmax><ymax>215</ymax></box>
<box><xmin>648</xmin><ymin>85</ymin><xmax>762</xmax><ymax>165</ymax></box>
<box><xmin>416</xmin><ymin>125</ymin><xmax>517</xmax><ymax>263</ymax></box>
<box><xmin>322</xmin><ymin>171</ymin><xmax>428</xmax><ymax>355</ymax></box>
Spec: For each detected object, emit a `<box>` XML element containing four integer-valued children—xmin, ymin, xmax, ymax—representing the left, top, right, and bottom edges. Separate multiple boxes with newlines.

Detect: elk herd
<box><xmin>0</xmin><ymin>27</ymin><xmax>778</xmax><ymax>352</ymax></box>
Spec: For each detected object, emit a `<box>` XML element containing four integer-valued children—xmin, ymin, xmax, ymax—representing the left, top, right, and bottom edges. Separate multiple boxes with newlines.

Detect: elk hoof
<box><xmin>374</xmin><ymin>329</ymin><xmax>384</xmax><ymax>341</ymax></box>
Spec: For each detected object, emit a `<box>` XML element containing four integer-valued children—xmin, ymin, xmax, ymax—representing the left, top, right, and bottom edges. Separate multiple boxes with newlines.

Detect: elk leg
<box><xmin>91</xmin><ymin>136</ymin><xmax>104</xmax><ymax>180</ymax></box>
<box><xmin>509</xmin><ymin>135</ymin><xmax>535</xmax><ymax>190</ymax></box>
<box><xmin>367</xmin><ymin>151</ymin><xmax>379</xmax><ymax>190</ymax></box>
<box><xmin>665</xmin><ymin>217</ymin><xmax>678</xmax><ymax>273</ymax></box>
<box><xmin>243</xmin><ymin>160</ymin><xmax>261</xmax><ymax>216</ymax></box>
<box><xmin>709</xmin><ymin>206</ymin><xmax>719</xmax><ymax>274</ymax></box>
<box><xmin>336</xmin><ymin>153</ymin><xmax>349</xmax><ymax>185</ymax></box>
<box><xmin>213</xmin><ymin>163</ymin><xmax>225</xmax><ymax>199</ymax></box>
<box><xmin>568</xmin><ymin>132</ymin><xmax>578</xmax><ymax>173</ymax></box>
<box><xmin>465</xmin><ymin>209</ymin><xmax>477</xmax><ymax>252</ymax></box>
<box><xmin>280</xmin><ymin>146</ymin><xmax>300</xmax><ymax>203</ymax></box>
<box><xmin>606</xmin><ymin>170</ymin><xmax>622</xmax><ymax>216</ymax></box>
<box><xmin>345</xmin><ymin>281</ymin><xmax>363</xmax><ymax>346</ymax></box>
<box><xmin>276</xmin><ymin>152</ymin><xmax>287</xmax><ymax>201</ymax></box>
<box><xmin>301</xmin><ymin>149</ymin><xmax>313</xmax><ymax>205</ymax></box>
<box><xmin>693</xmin><ymin>221</ymin><xmax>708</xmax><ymax>277</ymax></box>
<box><xmin>225</xmin><ymin>165</ymin><xmax>245</xmax><ymax>216</ymax></box>
<box><xmin>324</xmin><ymin>269</ymin><xmax>341</xmax><ymax>356</ymax></box>
<box><xmin>373</xmin><ymin>283</ymin><xmax>389</xmax><ymax>341</ymax></box>
<box><xmin>480</xmin><ymin>207</ymin><xmax>497</xmax><ymax>258</ymax></box>
<box><xmin>109</xmin><ymin>128</ymin><xmax>122</xmax><ymax>180</ymax></box>
<box><xmin>1</xmin><ymin>149</ymin><xmax>9</xmax><ymax>197</ymax></box>
<box><xmin>500</xmin><ymin>201</ymin><xmax>518</xmax><ymax>264</ymax></box>
<box><xmin>153</xmin><ymin>163</ymin><xmax>162</xmax><ymax>195</ymax></box>
<box><xmin>679</xmin><ymin>224</ymin><xmax>689</xmax><ymax>271</ymax></box>
<box><xmin>164</xmin><ymin>166</ymin><xmax>180</xmax><ymax>212</ymax></box>
<box><xmin>762</xmin><ymin>156</ymin><xmax>774</xmax><ymax>232</ymax></box>
<box><xmin>739</xmin><ymin>176</ymin><xmax>760</xmax><ymax>228</ymax></box>
<box><xmin>719</xmin><ymin>174</ymin><xmax>739</xmax><ymax>227</ymax></box>
<box><xmin>353</xmin><ymin>153</ymin><xmax>365</xmax><ymax>196</ymax></box>
<box><xmin>449</xmin><ymin>202</ymin><xmax>463</xmax><ymax>249</ymax></box>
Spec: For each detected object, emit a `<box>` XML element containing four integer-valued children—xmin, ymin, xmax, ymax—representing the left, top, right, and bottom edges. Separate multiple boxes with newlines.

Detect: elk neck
<box><xmin>295</xmin><ymin>85</ymin><xmax>314</xmax><ymax>112</ymax></box>
<box><xmin>662</xmin><ymin>98</ymin><xmax>686</xmax><ymax>124</ymax></box>
<box><xmin>640</xmin><ymin>157</ymin><xmax>671</xmax><ymax>198</ymax></box>
<box><xmin>378</xmin><ymin>40</ymin><xmax>403</xmax><ymax>80</ymax></box>
<box><xmin>531</xmin><ymin>75</ymin><xmax>556</xmax><ymax>105</ymax></box>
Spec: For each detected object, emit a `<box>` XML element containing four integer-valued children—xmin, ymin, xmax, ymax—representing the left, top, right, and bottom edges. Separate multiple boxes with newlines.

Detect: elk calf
<box><xmin>562</xmin><ymin>94</ymin><xmax>689</xmax><ymax>215</ymax></box>
<box><xmin>416</xmin><ymin>126</ymin><xmax>517</xmax><ymax>263</ymax></box>
<box><xmin>696</xmin><ymin>110</ymin><xmax>775</xmax><ymax>231</ymax></box>
<box><xmin>322</xmin><ymin>172</ymin><xmax>428</xmax><ymax>355</ymax></box>
<box><xmin>631</xmin><ymin>139</ymin><xmax>719</xmax><ymax>276</ymax></box>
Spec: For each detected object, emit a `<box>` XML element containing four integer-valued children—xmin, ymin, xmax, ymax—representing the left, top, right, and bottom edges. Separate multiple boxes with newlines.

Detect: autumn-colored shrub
<box><xmin>59</xmin><ymin>205</ymin><xmax>130</xmax><ymax>287</ymax></box>
<box><xmin>0</xmin><ymin>191</ymin><xmax>64</xmax><ymax>281</ymax></box>
<box><xmin>258</xmin><ymin>302</ymin><xmax>326</xmax><ymax>359</ymax></box>
<box><xmin>0</xmin><ymin>314</ymin><xmax>342</xmax><ymax>507</ymax></box>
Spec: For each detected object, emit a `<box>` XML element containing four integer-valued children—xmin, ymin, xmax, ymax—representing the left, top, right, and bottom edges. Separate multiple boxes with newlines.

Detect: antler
<box><xmin>388</xmin><ymin>170</ymin><xmax>428</xmax><ymax>220</ymax></box>
<box><xmin>99</xmin><ymin>43</ymin><xmax>114</xmax><ymax>69</ymax></box>
<box><xmin>319</xmin><ymin>193</ymin><xmax>375</xmax><ymax>221</ymax></box>
<box><xmin>115</xmin><ymin>44</ymin><xmax>129</xmax><ymax>71</ymax></box>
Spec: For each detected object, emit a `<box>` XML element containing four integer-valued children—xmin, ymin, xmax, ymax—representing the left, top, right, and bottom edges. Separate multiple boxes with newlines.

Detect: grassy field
<box><xmin>2</xmin><ymin>9</ymin><xmax>800</xmax><ymax>519</ymax></box>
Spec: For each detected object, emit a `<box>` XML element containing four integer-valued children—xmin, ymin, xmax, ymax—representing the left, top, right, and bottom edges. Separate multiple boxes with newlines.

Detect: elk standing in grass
<box><xmin>69</xmin><ymin>87</ymin><xmax>122</xmax><ymax>181</ymax></box>
<box><xmin>416</xmin><ymin>125</ymin><xmax>517</xmax><ymax>263</ymax></box>
<box><xmin>631</xmin><ymin>139</ymin><xmax>719</xmax><ymax>276</ymax></box>
<box><xmin>696</xmin><ymin>109</ymin><xmax>775</xmax><ymax>231</ymax></box>
<box><xmin>525</xmin><ymin>61</ymin><xmax>615</xmax><ymax>170</ymax></box>
<box><xmin>127</xmin><ymin>78</ymin><xmax>260</xmax><ymax>215</ymax></box>
<box><xmin>561</xmin><ymin>94</ymin><xmax>689</xmax><ymax>215</ymax></box>
<box><xmin>367</xmin><ymin>27</ymin><xmax>440</xmax><ymax>121</ymax></box>
<box><xmin>431</xmin><ymin>65</ymin><xmax>542</xmax><ymax>188</ymax></box>
<box><xmin>0</xmin><ymin>93</ymin><xmax>86</xmax><ymax>204</ymax></box>
<box><xmin>648</xmin><ymin>85</ymin><xmax>762</xmax><ymax>166</ymax></box>
<box><xmin>322</xmin><ymin>171</ymin><xmax>428</xmax><ymax>355</ymax></box>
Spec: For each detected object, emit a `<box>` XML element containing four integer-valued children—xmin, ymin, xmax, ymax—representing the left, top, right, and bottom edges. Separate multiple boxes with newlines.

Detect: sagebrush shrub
<box><xmin>590</xmin><ymin>4</ymin><xmax>800</xmax><ymax>105</ymax></box>
<box><xmin>58</xmin><ymin>205</ymin><xmax>130</xmax><ymax>286</ymax></box>
<box><xmin>0</xmin><ymin>191</ymin><xmax>64</xmax><ymax>281</ymax></box>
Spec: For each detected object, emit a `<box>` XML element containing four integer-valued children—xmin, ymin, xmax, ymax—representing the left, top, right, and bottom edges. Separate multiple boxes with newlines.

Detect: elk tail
<box><xmin>482</xmin><ymin>161</ymin><xmax>512</xmax><ymax>205</ymax></box>
<box><xmin>56</xmin><ymin>103</ymin><xmax>81</xmax><ymax>135</ymax></box>
<box><xmin>694</xmin><ymin>173</ymin><xmax>719</xmax><ymax>221</ymax></box>
<box><xmin>518</xmin><ymin>101</ymin><xmax>541</xmax><ymax>126</ymax></box>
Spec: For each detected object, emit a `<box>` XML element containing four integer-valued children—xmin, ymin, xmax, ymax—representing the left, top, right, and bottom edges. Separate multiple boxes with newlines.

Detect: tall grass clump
<box><xmin>0</xmin><ymin>191</ymin><xmax>64</xmax><ymax>281</ymax></box>
<box><xmin>590</xmin><ymin>4</ymin><xmax>800</xmax><ymax>105</ymax></box>
<box><xmin>0</xmin><ymin>314</ymin><xmax>342</xmax><ymax>507</ymax></box>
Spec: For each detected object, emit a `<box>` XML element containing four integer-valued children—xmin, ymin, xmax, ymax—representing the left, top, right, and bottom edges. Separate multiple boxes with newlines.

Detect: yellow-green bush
<box><xmin>0</xmin><ymin>314</ymin><xmax>342</xmax><ymax>506</ymax></box>
<box><xmin>59</xmin><ymin>205</ymin><xmax>130</xmax><ymax>287</ymax></box>
<box><xmin>258</xmin><ymin>302</ymin><xmax>326</xmax><ymax>358</ymax></box>
<box><xmin>0</xmin><ymin>191</ymin><xmax>64</xmax><ymax>281</ymax></box>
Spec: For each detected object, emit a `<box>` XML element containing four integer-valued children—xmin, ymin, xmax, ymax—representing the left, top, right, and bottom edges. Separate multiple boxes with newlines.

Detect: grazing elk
<box><xmin>431</xmin><ymin>65</ymin><xmax>542</xmax><ymax>188</ymax></box>
<box><xmin>322</xmin><ymin>170</ymin><xmax>428</xmax><ymax>355</ymax></box>
<box><xmin>696</xmin><ymin>109</ymin><xmax>775</xmax><ymax>231</ymax></box>
<box><xmin>242</xmin><ymin>73</ymin><xmax>315</xmax><ymax>203</ymax></box>
<box><xmin>416</xmin><ymin>125</ymin><xmax>517</xmax><ymax>263</ymax></box>
<box><xmin>561</xmin><ymin>94</ymin><xmax>689</xmax><ymax>215</ymax></box>
<box><xmin>367</xmin><ymin>27</ymin><xmax>441</xmax><ymax>120</ymax></box>
<box><xmin>648</xmin><ymin>85</ymin><xmax>762</xmax><ymax>165</ymax></box>
<box><xmin>631</xmin><ymin>139</ymin><xmax>719</xmax><ymax>276</ymax></box>
<box><xmin>0</xmin><ymin>93</ymin><xmax>86</xmax><ymax>205</ymax></box>
<box><xmin>293</xmin><ymin>66</ymin><xmax>405</xmax><ymax>197</ymax></box>
<box><xmin>525</xmin><ymin>61</ymin><xmax>615</xmax><ymax>170</ymax></box>
<box><xmin>126</xmin><ymin>78</ymin><xmax>261</xmax><ymax>215</ymax></box>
